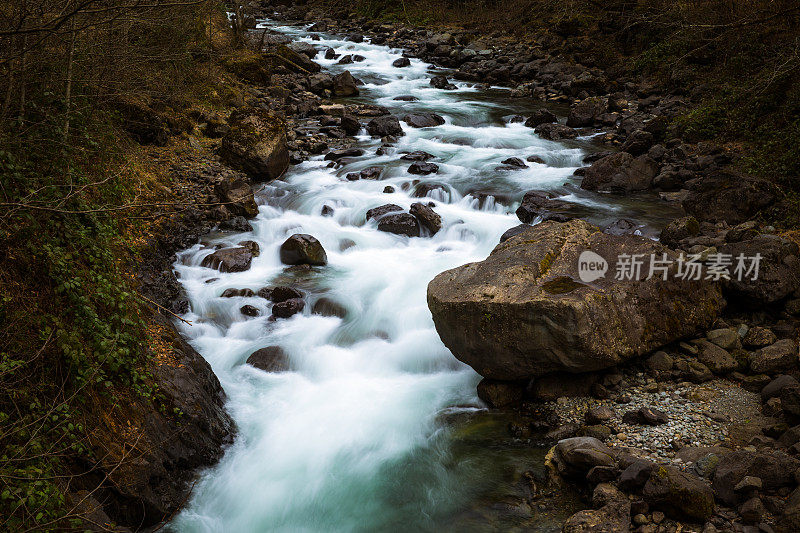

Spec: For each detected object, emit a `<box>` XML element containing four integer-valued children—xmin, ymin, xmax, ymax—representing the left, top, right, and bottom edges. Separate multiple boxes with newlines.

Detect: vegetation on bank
<box><xmin>0</xmin><ymin>1</ymin><xmax>243</xmax><ymax>529</ymax></box>
<box><xmin>322</xmin><ymin>0</ymin><xmax>800</xmax><ymax>195</ymax></box>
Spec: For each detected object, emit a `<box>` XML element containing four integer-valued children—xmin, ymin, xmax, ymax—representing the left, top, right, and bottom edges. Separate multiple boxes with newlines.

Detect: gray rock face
<box><xmin>749</xmin><ymin>339</ymin><xmax>799</xmax><ymax>374</ymax></box>
<box><xmin>279</xmin><ymin>234</ymin><xmax>327</xmax><ymax>266</ymax></box>
<box><xmin>581</xmin><ymin>152</ymin><xmax>659</xmax><ymax>193</ymax></box>
<box><xmin>427</xmin><ymin>220</ymin><xmax>724</xmax><ymax>380</ymax></box>
<box><xmin>201</xmin><ymin>246</ymin><xmax>253</xmax><ymax>273</ymax></box>
<box><xmin>476</xmin><ymin>378</ymin><xmax>524</xmax><ymax>408</ymax></box>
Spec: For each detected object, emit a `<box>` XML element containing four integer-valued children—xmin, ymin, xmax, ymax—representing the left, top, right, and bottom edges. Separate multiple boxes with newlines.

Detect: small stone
<box><xmin>735</xmin><ymin>475</ymin><xmax>763</xmax><ymax>493</ymax></box>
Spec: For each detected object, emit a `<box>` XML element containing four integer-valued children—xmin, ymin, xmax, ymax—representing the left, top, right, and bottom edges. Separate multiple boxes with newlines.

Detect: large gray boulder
<box><xmin>427</xmin><ymin>220</ymin><xmax>725</xmax><ymax>380</ymax></box>
<box><xmin>220</xmin><ymin>108</ymin><xmax>289</xmax><ymax>182</ymax></box>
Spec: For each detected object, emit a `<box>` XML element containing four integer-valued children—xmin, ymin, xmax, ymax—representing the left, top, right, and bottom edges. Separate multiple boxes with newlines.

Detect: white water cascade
<box><xmin>170</xmin><ymin>20</ymin><xmax>674</xmax><ymax>532</ymax></box>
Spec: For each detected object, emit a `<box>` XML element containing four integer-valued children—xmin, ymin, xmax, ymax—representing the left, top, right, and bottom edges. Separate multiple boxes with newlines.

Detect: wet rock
<box><xmin>642</xmin><ymin>465</ymin><xmax>714</xmax><ymax>521</ymax></box>
<box><xmin>401</xmin><ymin>150</ymin><xmax>434</xmax><ymax>161</ymax></box>
<box><xmin>366</xmin><ymin>115</ymin><xmax>404</xmax><ymax>137</ymax></box>
<box><xmin>683</xmin><ymin>171</ymin><xmax>782</xmax><ymax>224</ymax></box>
<box><xmin>349</xmin><ymin>166</ymin><xmax>382</xmax><ymax>180</ymax></box>
<box><xmin>501</xmin><ymin>157</ymin><xmax>527</xmax><ymax>168</ymax></box>
<box><xmin>332</xmin><ymin>71</ymin><xmax>359</xmax><ymax>97</ymax></box>
<box><xmin>272</xmin><ymin>298</ymin><xmax>305</xmax><ymax>319</ymax></box>
<box><xmin>200</xmin><ymin>246</ymin><xmax>253</xmax><ymax>273</ymax></box>
<box><xmin>581</xmin><ymin>152</ymin><xmax>659</xmax><ymax>193</ymax></box>
<box><xmin>221</xmin><ymin>288</ymin><xmax>254</xmax><ymax>298</ymax></box>
<box><xmin>749</xmin><ymin>339</ymin><xmax>799</xmax><ymax>374</ymax></box>
<box><xmin>413</xmin><ymin>183</ymin><xmax>448</xmax><ymax>199</ymax></box>
<box><xmin>430</xmin><ymin>75</ymin><xmax>457</xmax><ymax>90</ymax></box>
<box><xmin>324</xmin><ymin>148</ymin><xmax>364</xmax><ymax>160</ymax></box>
<box><xmin>311</xmin><ymin>297</ymin><xmax>347</xmax><ymax>318</ymax></box>
<box><xmin>340</xmin><ymin>115</ymin><xmax>361</xmax><ymax>135</ymax></box>
<box><xmin>524</xmin><ymin>109</ymin><xmax>557</xmax><ymax>128</ymax></box>
<box><xmin>393</xmin><ymin>95</ymin><xmax>419</xmax><ymax>101</ymax></box>
<box><xmin>288</xmin><ymin>41</ymin><xmax>318</xmax><ymax>58</ymax></box>
<box><xmin>220</xmin><ymin>108</ymin><xmax>289</xmax><ymax>182</ymax></box>
<box><xmin>427</xmin><ymin>220</ymin><xmax>724</xmax><ymax>380</ymax></box>
<box><xmin>266</xmin><ymin>286</ymin><xmax>304</xmax><ymax>303</ymax></box>
<box><xmin>392</xmin><ymin>57</ymin><xmax>411</xmax><ymax>68</ymax></box>
<box><xmin>324</xmin><ymin>47</ymin><xmax>337</xmax><ymax>59</ymax></box>
<box><xmin>279</xmin><ymin>234</ymin><xmax>327</xmax><ymax>266</ymax></box>
<box><xmin>402</xmin><ymin>113</ymin><xmax>445</xmax><ymax>128</ymax></box>
<box><xmin>534</xmin><ymin>123</ymin><xmax>579</xmax><ymax>140</ymax></box>
<box><xmin>408</xmin><ymin>161</ymin><xmax>439</xmax><ymax>175</ymax></box>
<box><xmin>410</xmin><ymin>202</ymin><xmax>442</xmax><ymax>235</ymax></box>
<box><xmin>527</xmin><ymin>155</ymin><xmax>546</xmax><ymax>164</ymax></box>
<box><xmin>622</xmin><ymin>407</ymin><xmax>668</xmax><ymax>426</ymax></box>
<box><xmin>240</xmin><ymin>304</ymin><xmax>259</xmax><ymax>317</ymax></box>
<box><xmin>476</xmin><ymin>378</ymin><xmax>524</xmax><ymax>408</ymax></box>
<box><xmin>366</xmin><ymin>203</ymin><xmax>403</xmax><ymax>221</ymax></box>
<box><xmin>515</xmin><ymin>190</ymin><xmax>573</xmax><ymax>223</ymax></box>
<box><xmin>337</xmin><ymin>54</ymin><xmax>353</xmax><ymax>65</ymax></box>
<box><xmin>214</xmin><ymin>175</ymin><xmax>258</xmax><ymax>218</ymax></box>
<box><xmin>566</xmin><ymin>96</ymin><xmax>608</xmax><ymax>127</ymax></box>
<box><xmin>377</xmin><ymin>213</ymin><xmax>421</xmax><ymax>237</ymax></box>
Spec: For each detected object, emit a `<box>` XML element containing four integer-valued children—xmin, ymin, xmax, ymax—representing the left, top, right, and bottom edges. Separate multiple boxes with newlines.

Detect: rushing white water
<box><xmin>170</xmin><ymin>21</ymin><xmax>674</xmax><ymax>532</ymax></box>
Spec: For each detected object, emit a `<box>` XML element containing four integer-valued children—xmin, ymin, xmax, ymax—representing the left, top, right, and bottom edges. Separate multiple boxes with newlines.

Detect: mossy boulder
<box><xmin>427</xmin><ymin>220</ymin><xmax>724</xmax><ymax>380</ymax></box>
<box><xmin>220</xmin><ymin>108</ymin><xmax>289</xmax><ymax>182</ymax></box>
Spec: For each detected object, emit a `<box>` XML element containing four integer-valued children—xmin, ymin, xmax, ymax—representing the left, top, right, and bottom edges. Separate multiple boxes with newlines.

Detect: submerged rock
<box><xmin>246</xmin><ymin>346</ymin><xmax>290</xmax><ymax>372</ymax></box>
<box><xmin>427</xmin><ymin>220</ymin><xmax>724</xmax><ymax>380</ymax></box>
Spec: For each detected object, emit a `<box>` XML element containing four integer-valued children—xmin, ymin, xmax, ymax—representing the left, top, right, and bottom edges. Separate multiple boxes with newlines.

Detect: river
<box><xmin>169</xmin><ymin>19</ymin><xmax>676</xmax><ymax>532</ymax></box>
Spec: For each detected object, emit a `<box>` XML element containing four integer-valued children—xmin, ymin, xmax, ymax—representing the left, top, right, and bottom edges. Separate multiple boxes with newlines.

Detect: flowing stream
<box><xmin>170</xmin><ymin>20</ymin><xmax>678</xmax><ymax>532</ymax></box>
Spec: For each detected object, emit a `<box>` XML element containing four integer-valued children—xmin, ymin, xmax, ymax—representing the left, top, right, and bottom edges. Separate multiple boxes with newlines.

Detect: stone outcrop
<box><xmin>220</xmin><ymin>108</ymin><xmax>289</xmax><ymax>182</ymax></box>
<box><xmin>427</xmin><ymin>220</ymin><xmax>725</xmax><ymax>380</ymax></box>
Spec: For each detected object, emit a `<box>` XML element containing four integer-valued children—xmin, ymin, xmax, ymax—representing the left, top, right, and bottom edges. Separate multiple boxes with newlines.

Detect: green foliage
<box><xmin>0</xmin><ymin>104</ymin><xmax>157</xmax><ymax>530</ymax></box>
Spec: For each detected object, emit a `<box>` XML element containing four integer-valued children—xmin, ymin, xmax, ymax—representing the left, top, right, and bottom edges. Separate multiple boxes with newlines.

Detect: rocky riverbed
<box><xmin>116</xmin><ymin>3</ymin><xmax>800</xmax><ymax>532</ymax></box>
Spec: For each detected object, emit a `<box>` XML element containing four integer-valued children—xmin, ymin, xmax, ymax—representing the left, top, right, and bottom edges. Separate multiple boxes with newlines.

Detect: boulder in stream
<box><xmin>247</xmin><ymin>346</ymin><xmax>290</xmax><ymax>372</ymax></box>
<box><xmin>402</xmin><ymin>113</ymin><xmax>445</xmax><ymax>128</ymax></box>
<box><xmin>377</xmin><ymin>213</ymin><xmax>421</xmax><ymax>237</ymax></box>
<box><xmin>366</xmin><ymin>115</ymin><xmax>404</xmax><ymax>137</ymax></box>
<box><xmin>427</xmin><ymin>220</ymin><xmax>725</xmax><ymax>380</ymax></box>
<box><xmin>201</xmin><ymin>246</ymin><xmax>254</xmax><ymax>273</ymax></box>
<box><xmin>410</xmin><ymin>202</ymin><xmax>442</xmax><ymax>235</ymax></box>
<box><xmin>332</xmin><ymin>71</ymin><xmax>359</xmax><ymax>97</ymax></box>
<box><xmin>279</xmin><ymin>234</ymin><xmax>328</xmax><ymax>266</ymax></box>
